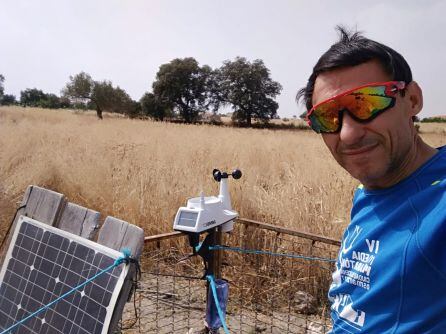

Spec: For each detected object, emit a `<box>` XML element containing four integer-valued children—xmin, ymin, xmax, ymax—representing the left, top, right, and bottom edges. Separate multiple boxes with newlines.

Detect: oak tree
<box><xmin>152</xmin><ymin>58</ymin><xmax>215</xmax><ymax>123</ymax></box>
<box><xmin>216</xmin><ymin>57</ymin><xmax>282</xmax><ymax>126</ymax></box>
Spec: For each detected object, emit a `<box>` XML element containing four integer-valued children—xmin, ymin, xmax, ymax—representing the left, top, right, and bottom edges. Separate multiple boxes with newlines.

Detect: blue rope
<box><xmin>194</xmin><ymin>241</ymin><xmax>203</xmax><ymax>253</ymax></box>
<box><xmin>206</xmin><ymin>275</ymin><xmax>230</xmax><ymax>334</ymax></box>
<box><xmin>1</xmin><ymin>251</ymin><xmax>130</xmax><ymax>334</ymax></box>
<box><xmin>209</xmin><ymin>245</ymin><xmax>336</xmax><ymax>263</ymax></box>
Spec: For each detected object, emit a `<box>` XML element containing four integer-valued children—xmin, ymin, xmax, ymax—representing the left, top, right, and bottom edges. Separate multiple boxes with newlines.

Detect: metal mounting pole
<box><xmin>205</xmin><ymin>227</ymin><xmax>222</xmax><ymax>333</ymax></box>
<box><xmin>205</xmin><ymin>227</ymin><xmax>223</xmax><ymax>279</ymax></box>
<box><xmin>215</xmin><ymin>227</ymin><xmax>223</xmax><ymax>279</ymax></box>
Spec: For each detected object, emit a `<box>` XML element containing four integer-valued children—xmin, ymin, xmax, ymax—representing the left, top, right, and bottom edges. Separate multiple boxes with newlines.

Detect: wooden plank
<box><xmin>237</xmin><ymin>218</ymin><xmax>341</xmax><ymax>246</ymax></box>
<box><xmin>20</xmin><ymin>184</ymin><xmax>33</xmax><ymax>207</ymax></box>
<box><xmin>97</xmin><ymin>217</ymin><xmax>127</xmax><ymax>251</ymax></box>
<box><xmin>144</xmin><ymin>231</ymin><xmax>184</xmax><ymax>243</ymax></box>
<box><xmin>58</xmin><ymin>202</ymin><xmax>100</xmax><ymax>240</ymax></box>
<box><xmin>81</xmin><ymin>209</ymin><xmax>100</xmax><ymax>240</ymax></box>
<box><xmin>0</xmin><ymin>185</ymin><xmax>66</xmax><ymax>266</ymax></box>
<box><xmin>97</xmin><ymin>217</ymin><xmax>143</xmax><ymax>256</ymax></box>
<box><xmin>118</xmin><ymin>223</ymin><xmax>145</xmax><ymax>258</ymax></box>
<box><xmin>97</xmin><ymin>216</ymin><xmax>144</xmax><ymax>334</ymax></box>
<box><xmin>97</xmin><ymin>216</ymin><xmax>144</xmax><ymax>260</ymax></box>
<box><xmin>21</xmin><ymin>185</ymin><xmax>66</xmax><ymax>225</ymax></box>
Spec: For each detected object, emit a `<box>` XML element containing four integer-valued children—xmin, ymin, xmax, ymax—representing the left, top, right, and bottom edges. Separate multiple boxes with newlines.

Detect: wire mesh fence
<box><xmin>118</xmin><ymin>220</ymin><xmax>340</xmax><ymax>333</ymax></box>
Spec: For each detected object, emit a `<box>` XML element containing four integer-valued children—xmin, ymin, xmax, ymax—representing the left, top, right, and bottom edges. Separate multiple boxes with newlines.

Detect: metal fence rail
<box><xmin>119</xmin><ymin>219</ymin><xmax>340</xmax><ymax>333</ymax></box>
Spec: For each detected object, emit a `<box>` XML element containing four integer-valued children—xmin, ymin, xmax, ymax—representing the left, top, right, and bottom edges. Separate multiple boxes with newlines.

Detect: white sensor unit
<box><xmin>173</xmin><ymin>170</ymin><xmax>241</xmax><ymax>234</ymax></box>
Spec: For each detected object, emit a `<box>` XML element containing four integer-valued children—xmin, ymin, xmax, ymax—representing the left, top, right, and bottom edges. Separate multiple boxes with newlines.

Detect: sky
<box><xmin>1</xmin><ymin>0</ymin><xmax>445</xmax><ymax>118</ymax></box>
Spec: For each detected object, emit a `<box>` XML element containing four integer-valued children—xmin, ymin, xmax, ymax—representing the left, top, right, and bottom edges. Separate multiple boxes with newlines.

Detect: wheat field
<box><xmin>1</xmin><ymin>106</ymin><xmax>445</xmax><ymax>242</ymax></box>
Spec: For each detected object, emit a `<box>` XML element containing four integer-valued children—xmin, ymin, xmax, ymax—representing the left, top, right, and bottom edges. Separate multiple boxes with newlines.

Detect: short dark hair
<box><xmin>296</xmin><ymin>26</ymin><xmax>413</xmax><ymax>112</ymax></box>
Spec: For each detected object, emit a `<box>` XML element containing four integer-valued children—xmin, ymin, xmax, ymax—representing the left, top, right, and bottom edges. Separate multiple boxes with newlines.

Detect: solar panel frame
<box><xmin>0</xmin><ymin>215</ymin><xmax>129</xmax><ymax>334</ymax></box>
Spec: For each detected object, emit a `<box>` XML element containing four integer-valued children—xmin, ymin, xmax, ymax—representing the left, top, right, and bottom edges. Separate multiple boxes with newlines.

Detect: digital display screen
<box><xmin>177</xmin><ymin>211</ymin><xmax>198</xmax><ymax>227</ymax></box>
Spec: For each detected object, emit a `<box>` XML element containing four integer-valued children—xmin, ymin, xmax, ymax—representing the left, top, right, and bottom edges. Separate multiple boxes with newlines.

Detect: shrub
<box><xmin>420</xmin><ymin>117</ymin><xmax>446</xmax><ymax>123</ymax></box>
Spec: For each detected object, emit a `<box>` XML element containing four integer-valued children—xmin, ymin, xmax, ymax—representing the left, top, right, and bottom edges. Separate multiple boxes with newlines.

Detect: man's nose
<box><xmin>339</xmin><ymin>111</ymin><xmax>366</xmax><ymax>145</ymax></box>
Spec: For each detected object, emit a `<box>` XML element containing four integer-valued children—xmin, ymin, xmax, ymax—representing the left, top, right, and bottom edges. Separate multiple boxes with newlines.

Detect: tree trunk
<box><xmin>96</xmin><ymin>107</ymin><xmax>103</xmax><ymax>120</ymax></box>
<box><xmin>247</xmin><ymin>114</ymin><xmax>252</xmax><ymax>126</ymax></box>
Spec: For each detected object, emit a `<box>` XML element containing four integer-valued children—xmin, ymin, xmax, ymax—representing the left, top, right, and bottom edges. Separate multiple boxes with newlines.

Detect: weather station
<box><xmin>173</xmin><ymin>169</ymin><xmax>242</xmax><ymax>259</ymax></box>
<box><xmin>173</xmin><ymin>168</ymin><xmax>242</xmax><ymax>333</ymax></box>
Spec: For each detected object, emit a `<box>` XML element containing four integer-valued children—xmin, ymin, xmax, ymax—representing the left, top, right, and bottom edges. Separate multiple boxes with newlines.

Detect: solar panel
<box><xmin>0</xmin><ymin>215</ymin><xmax>129</xmax><ymax>334</ymax></box>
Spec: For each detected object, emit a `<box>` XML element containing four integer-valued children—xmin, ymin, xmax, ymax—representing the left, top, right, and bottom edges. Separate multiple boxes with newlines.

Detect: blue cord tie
<box><xmin>1</xmin><ymin>251</ymin><xmax>130</xmax><ymax>334</ymax></box>
<box><xmin>194</xmin><ymin>241</ymin><xmax>203</xmax><ymax>253</ymax></box>
<box><xmin>206</xmin><ymin>275</ymin><xmax>230</xmax><ymax>334</ymax></box>
<box><xmin>209</xmin><ymin>245</ymin><xmax>336</xmax><ymax>263</ymax></box>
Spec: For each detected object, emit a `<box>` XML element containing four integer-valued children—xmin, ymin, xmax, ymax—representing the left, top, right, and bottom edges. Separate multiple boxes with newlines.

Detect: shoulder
<box><xmin>415</xmin><ymin>145</ymin><xmax>446</xmax><ymax>188</ymax></box>
<box><xmin>411</xmin><ymin>176</ymin><xmax>446</xmax><ymax>279</ymax></box>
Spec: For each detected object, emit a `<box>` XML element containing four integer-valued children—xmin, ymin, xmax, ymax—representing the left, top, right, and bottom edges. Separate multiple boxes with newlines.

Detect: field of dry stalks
<box><xmin>1</xmin><ymin>106</ymin><xmax>445</xmax><ymax>242</ymax></box>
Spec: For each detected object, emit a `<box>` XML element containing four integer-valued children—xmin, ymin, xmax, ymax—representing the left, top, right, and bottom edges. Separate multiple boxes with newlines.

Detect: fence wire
<box><xmin>118</xmin><ymin>222</ymin><xmax>339</xmax><ymax>333</ymax></box>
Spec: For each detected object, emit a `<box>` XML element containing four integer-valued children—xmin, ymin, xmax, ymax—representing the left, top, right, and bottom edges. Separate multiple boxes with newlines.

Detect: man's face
<box><xmin>312</xmin><ymin>61</ymin><xmax>421</xmax><ymax>188</ymax></box>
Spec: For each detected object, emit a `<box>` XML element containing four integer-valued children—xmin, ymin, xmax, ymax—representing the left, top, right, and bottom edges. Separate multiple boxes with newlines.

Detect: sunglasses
<box><xmin>306</xmin><ymin>81</ymin><xmax>406</xmax><ymax>133</ymax></box>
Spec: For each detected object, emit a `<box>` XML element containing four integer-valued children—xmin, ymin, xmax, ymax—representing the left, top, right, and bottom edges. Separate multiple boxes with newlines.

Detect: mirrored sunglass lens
<box><xmin>354</xmin><ymin>85</ymin><xmax>387</xmax><ymax>96</ymax></box>
<box><xmin>311</xmin><ymin>103</ymin><xmax>339</xmax><ymax>133</ymax></box>
<box><xmin>341</xmin><ymin>89</ymin><xmax>393</xmax><ymax>120</ymax></box>
<box><xmin>309</xmin><ymin>113</ymin><xmax>333</xmax><ymax>133</ymax></box>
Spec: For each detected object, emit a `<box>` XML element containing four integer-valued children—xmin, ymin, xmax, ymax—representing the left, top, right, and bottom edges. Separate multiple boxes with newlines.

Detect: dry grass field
<box><xmin>1</xmin><ymin>106</ymin><xmax>445</xmax><ymax>242</ymax></box>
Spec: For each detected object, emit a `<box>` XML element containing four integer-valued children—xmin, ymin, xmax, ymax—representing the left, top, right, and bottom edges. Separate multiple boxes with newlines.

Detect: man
<box><xmin>297</xmin><ymin>27</ymin><xmax>446</xmax><ymax>333</ymax></box>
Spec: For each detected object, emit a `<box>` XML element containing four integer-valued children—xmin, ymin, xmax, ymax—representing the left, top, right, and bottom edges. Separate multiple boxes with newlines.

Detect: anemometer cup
<box><xmin>232</xmin><ymin>169</ymin><xmax>242</xmax><ymax>179</ymax></box>
<box><xmin>213</xmin><ymin>169</ymin><xmax>223</xmax><ymax>182</ymax></box>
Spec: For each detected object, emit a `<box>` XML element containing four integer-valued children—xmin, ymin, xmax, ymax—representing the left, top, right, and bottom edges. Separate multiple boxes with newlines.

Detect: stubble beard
<box><xmin>340</xmin><ymin>143</ymin><xmax>412</xmax><ymax>189</ymax></box>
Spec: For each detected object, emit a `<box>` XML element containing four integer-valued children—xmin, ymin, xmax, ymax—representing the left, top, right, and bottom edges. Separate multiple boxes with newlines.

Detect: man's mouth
<box><xmin>341</xmin><ymin>143</ymin><xmax>378</xmax><ymax>156</ymax></box>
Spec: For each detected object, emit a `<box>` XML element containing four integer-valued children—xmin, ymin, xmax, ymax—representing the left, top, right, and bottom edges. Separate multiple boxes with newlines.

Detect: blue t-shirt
<box><xmin>329</xmin><ymin>146</ymin><xmax>446</xmax><ymax>333</ymax></box>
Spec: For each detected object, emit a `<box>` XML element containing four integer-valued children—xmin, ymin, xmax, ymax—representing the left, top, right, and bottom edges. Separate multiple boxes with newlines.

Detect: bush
<box><xmin>1</xmin><ymin>94</ymin><xmax>16</xmax><ymax>105</ymax></box>
<box><xmin>420</xmin><ymin>117</ymin><xmax>446</xmax><ymax>123</ymax></box>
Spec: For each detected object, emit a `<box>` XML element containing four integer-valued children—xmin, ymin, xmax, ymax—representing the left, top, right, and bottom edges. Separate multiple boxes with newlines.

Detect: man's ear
<box><xmin>405</xmin><ymin>81</ymin><xmax>423</xmax><ymax>117</ymax></box>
